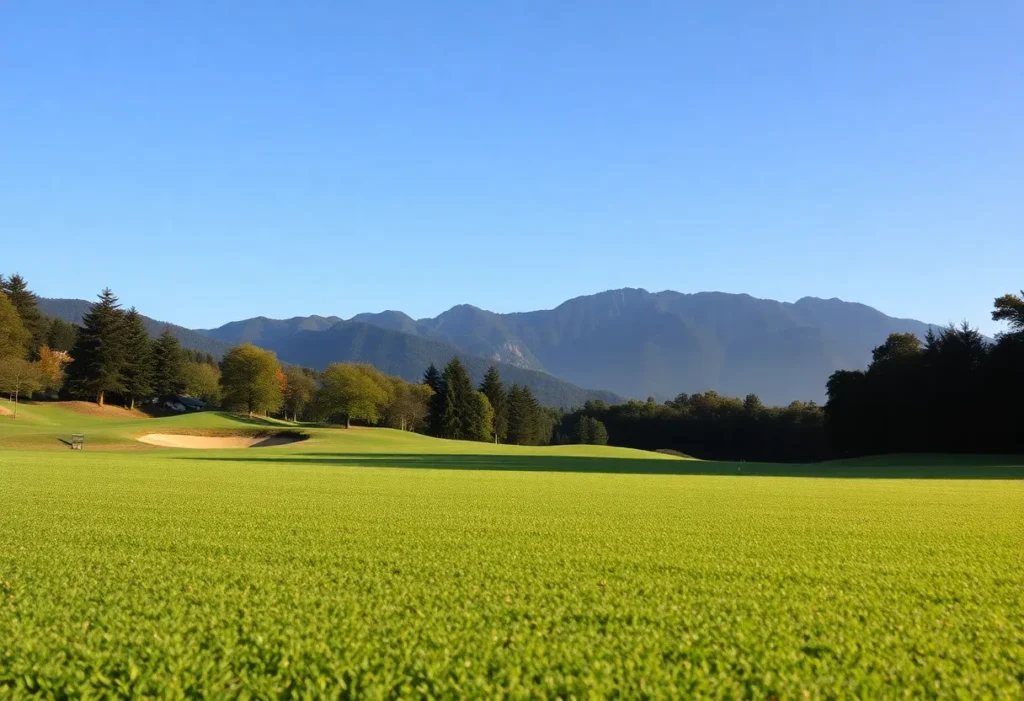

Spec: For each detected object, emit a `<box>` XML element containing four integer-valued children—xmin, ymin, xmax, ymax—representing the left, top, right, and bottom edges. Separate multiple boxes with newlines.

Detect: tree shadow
<box><xmin>178</xmin><ymin>452</ymin><xmax>1024</xmax><ymax>479</ymax></box>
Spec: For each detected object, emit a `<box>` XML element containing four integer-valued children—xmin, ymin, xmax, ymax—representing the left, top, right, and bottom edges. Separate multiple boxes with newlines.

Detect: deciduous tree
<box><xmin>383</xmin><ymin>376</ymin><xmax>432</xmax><ymax>431</ymax></box>
<box><xmin>0</xmin><ymin>294</ymin><xmax>30</xmax><ymax>360</ymax></box>
<box><xmin>320</xmin><ymin>363</ymin><xmax>392</xmax><ymax>427</ymax></box>
<box><xmin>0</xmin><ymin>274</ymin><xmax>45</xmax><ymax>356</ymax></box>
<box><xmin>37</xmin><ymin>345</ymin><xmax>72</xmax><ymax>393</ymax></box>
<box><xmin>0</xmin><ymin>356</ymin><xmax>42</xmax><ymax>417</ymax></box>
<box><xmin>282</xmin><ymin>366</ymin><xmax>316</xmax><ymax>421</ymax></box>
<box><xmin>992</xmin><ymin>290</ymin><xmax>1024</xmax><ymax>334</ymax></box>
<box><xmin>220</xmin><ymin>344</ymin><xmax>284</xmax><ymax>416</ymax></box>
<box><xmin>183</xmin><ymin>361</ymin><xmax>222</xmax><ymax>405</ymax></box>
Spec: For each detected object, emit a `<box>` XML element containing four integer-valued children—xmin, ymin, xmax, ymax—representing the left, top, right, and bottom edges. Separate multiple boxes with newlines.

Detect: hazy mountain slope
<box><xmin>44</xmin><ymin>287</ymin><xmax>945</xmax><ymax>406</ymax></box>
<box><xmin>200</xmin><ymin>315</ymin><xmax>341</xmax><ymax>345</ymax></box>
<box><xmin>38</xmin><ymin>297</ymin><xmax>620</xmax><ymax>407</ymax></box>
<box><xmin>346</xmin><ymin>289</ymin><xmax>941</xmax><ymax>403</ymax></box>
<box><xmin>38</xmin><ymin>298</ymin><xmax>233</xmax><ymax>357</ymax></box>
<box><xmin>261</xmin><ymin>321</ymin><xmax>621</xmax><ymax>408</ymax></box>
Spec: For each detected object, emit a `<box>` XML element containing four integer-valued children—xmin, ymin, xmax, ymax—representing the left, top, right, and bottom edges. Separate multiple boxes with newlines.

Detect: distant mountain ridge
<box><xmin>40</xmin><ymin>288</ymin><xmax>941</xmax><ymax>406</ymax></box>
<box><xmin>37</xmin><ymin>298</ymin><xmax>620</xmax><ymax>408</ymax></box>
<box><xmin>329</xmin><ymin>289</ymin><xmax>939</xmax><ymax>403</ymax></box>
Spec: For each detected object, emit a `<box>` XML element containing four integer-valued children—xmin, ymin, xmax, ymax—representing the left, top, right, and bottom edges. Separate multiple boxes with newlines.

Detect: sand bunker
<box><xmin>0</xmin><ymin>404</ymin><xmax>13</xmax><ymax>417</ymax></box>
<box><xmin>138</xmin><ymin>434</ymin><xmax>304</xmax><ymax>449</ymax></box>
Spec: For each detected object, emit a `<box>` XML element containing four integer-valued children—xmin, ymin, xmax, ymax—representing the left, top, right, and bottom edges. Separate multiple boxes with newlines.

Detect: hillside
<box><xmin>250</xmin><ymin>321</ymin><xmax>621</xmax><ymax>407</ymax></box>
<box><xmin>40</xmin><ymin>288</ymin><xmax>942</xmax><ymax>405</ymax></box>
<box><xmin>37</xmin><ymin>298</ymin><xmax>620</xmax><ymax>408</ymax></box>
<box><xmin>349</xmin><ymin>289</ymin><xmax>939</xmax><ymax>403</ymax></box>
<box><xmin>38</xmin><ymin>298</ymin><xmax>233</xmax><ymax>358</ymax></box>
<box><xmin>204</xmin><ymin>288</ymin><xmax>938</xmax><ymax>404</ymax></box>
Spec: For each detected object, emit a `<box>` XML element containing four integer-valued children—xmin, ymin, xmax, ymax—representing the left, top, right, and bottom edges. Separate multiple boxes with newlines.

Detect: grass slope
<box><xmin>1</xmin><ymin>403</ymin><xmax>1023</xmax><ymax>696</ymax></box>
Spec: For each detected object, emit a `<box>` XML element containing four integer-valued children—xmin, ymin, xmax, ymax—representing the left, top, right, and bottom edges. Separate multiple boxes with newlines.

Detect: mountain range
<box><xmin>39</xmin><ymin>288</ymin><xmax>939</xmax><ymax>406</ymax></box>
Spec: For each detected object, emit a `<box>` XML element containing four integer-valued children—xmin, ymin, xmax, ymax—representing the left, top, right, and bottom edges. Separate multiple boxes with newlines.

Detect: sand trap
<box><xmin>138</xmin><ymin>434</ymin><xmax>304</xmax><ymax>449</ymax></box>
<box><xmin>0</xmin><ymin>404</ymin><xmax>12</xmax><ymax>417</ymax></box>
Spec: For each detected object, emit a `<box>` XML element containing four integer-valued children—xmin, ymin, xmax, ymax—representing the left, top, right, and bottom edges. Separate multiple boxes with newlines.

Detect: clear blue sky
<box><xmin>2</xmin><ymin>2</ymin><xmax>1021</xmax><ymax>334</ymax></box>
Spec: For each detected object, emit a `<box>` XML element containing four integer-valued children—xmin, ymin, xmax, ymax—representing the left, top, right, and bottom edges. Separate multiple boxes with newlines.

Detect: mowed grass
<box><xmin>1</xmin><ymin>402</ymin><xmax>1023</xmax><ymax>697</ymax></box>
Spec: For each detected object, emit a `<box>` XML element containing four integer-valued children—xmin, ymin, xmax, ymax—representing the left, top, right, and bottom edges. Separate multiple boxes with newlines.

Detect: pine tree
<box><xmin>478</xmin><ymin>365</ymin><xmax>508</xmax><ymax>443</ymax></box>
<box><xmin>505</xmin><ymin>383</ymin><xmax>534</xmax><ymax>445</ymax></box>
<box><xmin>45</xmin><ymin>318</ymin><xmax>78</xmax><ymax>352</ymax></box>
<box><xmin>423</xmin><ymin>363</ymin><xmax>444</xmax><ymax>436</ymax></box>
<box><xmin>67</xmin><ymin>288</ymin><xmax>127</xmax><ymax>405</ymax></box>
<box><xmin>439</xmin><ymin>358</ymin><xmax>478</xmax><ymax>440</ymax></box>
<box><xmin>151</xmin><ymin>327</ymin><xmax>186</xmax><ymax>397</ymax></box>
<box><xmin>1</xmin><ymin>274</ymin><xmax>45</xmax><ymax>357</ymax></box>
<box><xmin>120</xmin><ymin>308</ymin><xmax>154</xmax><ymax>410</ymax></box>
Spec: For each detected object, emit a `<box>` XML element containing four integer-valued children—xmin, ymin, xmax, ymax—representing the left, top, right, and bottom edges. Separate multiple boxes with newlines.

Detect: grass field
<box><xmin>2</xmin><ymin>400</ymin><xmax>1023</xmax><ymax>697</ymax></box>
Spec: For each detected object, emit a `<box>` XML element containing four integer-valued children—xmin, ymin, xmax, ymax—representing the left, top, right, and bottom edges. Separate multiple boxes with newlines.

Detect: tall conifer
<box><xmin>120</xmin><ymin>308</ymin><xmax>154</xmax><ymax>410</ymax></box>
<box><xmin>151</xmin><ymin>327</ymin><xmax>186</xmax><ymax>397</ymax></box>
<box><xmin>423</xmin><ymin>363</ymin><xmax>444</xmax><ymax>436</ymax></box>
<box><xmin>478</xmin><ymin>365</ymin><xmax>507</xmax><ymax>443</ymax></box>
<box><xmin>67</xmin><ymin>288</ymin><xmax>127</xmax><ymax>405</ymax></box>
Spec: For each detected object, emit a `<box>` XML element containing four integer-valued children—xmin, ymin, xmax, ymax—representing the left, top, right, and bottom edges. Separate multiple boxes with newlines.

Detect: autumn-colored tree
<box><xmin>37</xmin><ymin>345</ymin><xmax>72</xmax><ymax>393</ymax></box>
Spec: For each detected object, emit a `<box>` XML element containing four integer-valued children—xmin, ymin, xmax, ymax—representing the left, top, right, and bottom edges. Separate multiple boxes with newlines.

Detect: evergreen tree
<box><xmin>506</xmin><ymin>383</ymin><xmax>537</xmax><ymax>445</ymax></box>
<box><xmin>67</xmin><ymin>288</ymin><xmax>127</xmax><ymax>405</ymax></box>
<box><xmin>0</xmin><ymin>274</ymin><xmax>45</xmax><ymax>357</ymax></box>
<box><xmin>45</xmin><ymin>318</ymin><xmax>78</xmax><ymax>352</ymax></box>
<box><xmin>151</xmin><ymin>327</ymin><xmax>186</xmax><ymax>397</ymax></box>
<box><xmin>478</xmin><ymin>365</ymin><xmax>508</xmax><ymax>443</ymax></box>
<box><xmin>423</xmin><ymin>363</ymin><xmax>444</xmax><ymax>436</ymax></box>
<box><xmin>438</xmin><ymin>358</ymin><xmax>478</xmax><ymax>440</ymax></box>
<box><xmin>120</xmin><ymin>308</ymin><xmax>154</xmax><ymax>410</ymax></box>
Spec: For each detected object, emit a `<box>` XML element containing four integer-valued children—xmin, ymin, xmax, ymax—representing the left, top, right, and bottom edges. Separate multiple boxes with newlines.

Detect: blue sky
<box><xmin>2</xmin><ymin>2</ymin><xmax>1021</xmax><ymax>334</ymax></box>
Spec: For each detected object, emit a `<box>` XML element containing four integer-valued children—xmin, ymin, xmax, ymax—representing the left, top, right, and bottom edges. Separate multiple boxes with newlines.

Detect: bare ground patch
<box><xmin>137</xmin><ymin>431</ymin><xmax>307</xmax><ymax>449</ymax></box>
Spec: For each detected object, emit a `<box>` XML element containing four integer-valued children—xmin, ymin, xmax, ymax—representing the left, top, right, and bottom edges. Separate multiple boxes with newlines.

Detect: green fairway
<box><xmin>2</xmin><ymin>402</ymin><xmax>1023</xmax><ymax>697</ymax></box>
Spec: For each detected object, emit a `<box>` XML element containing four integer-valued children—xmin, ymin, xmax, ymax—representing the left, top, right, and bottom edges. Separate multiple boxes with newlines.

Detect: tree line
<box><xmin>4</xmin><ymin>274</ymin><xmax>1021</xmax><ymax>460</ymax></box>
<box><xmin>824</xmin><ymin>292</ymin><xmax>1024</xmax><ymax>457</ymax></box>
<box><xmin>563</xmin><ymin>393</ymin><xmax>824</xmax><ymax>462</ymax></box>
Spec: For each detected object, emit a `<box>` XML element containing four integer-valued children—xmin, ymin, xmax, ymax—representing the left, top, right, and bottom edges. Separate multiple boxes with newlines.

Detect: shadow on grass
<box><xmin>178</xmin><ymin>452</ymin><xmax>1024</xmax><ymax>479</ymax></box>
